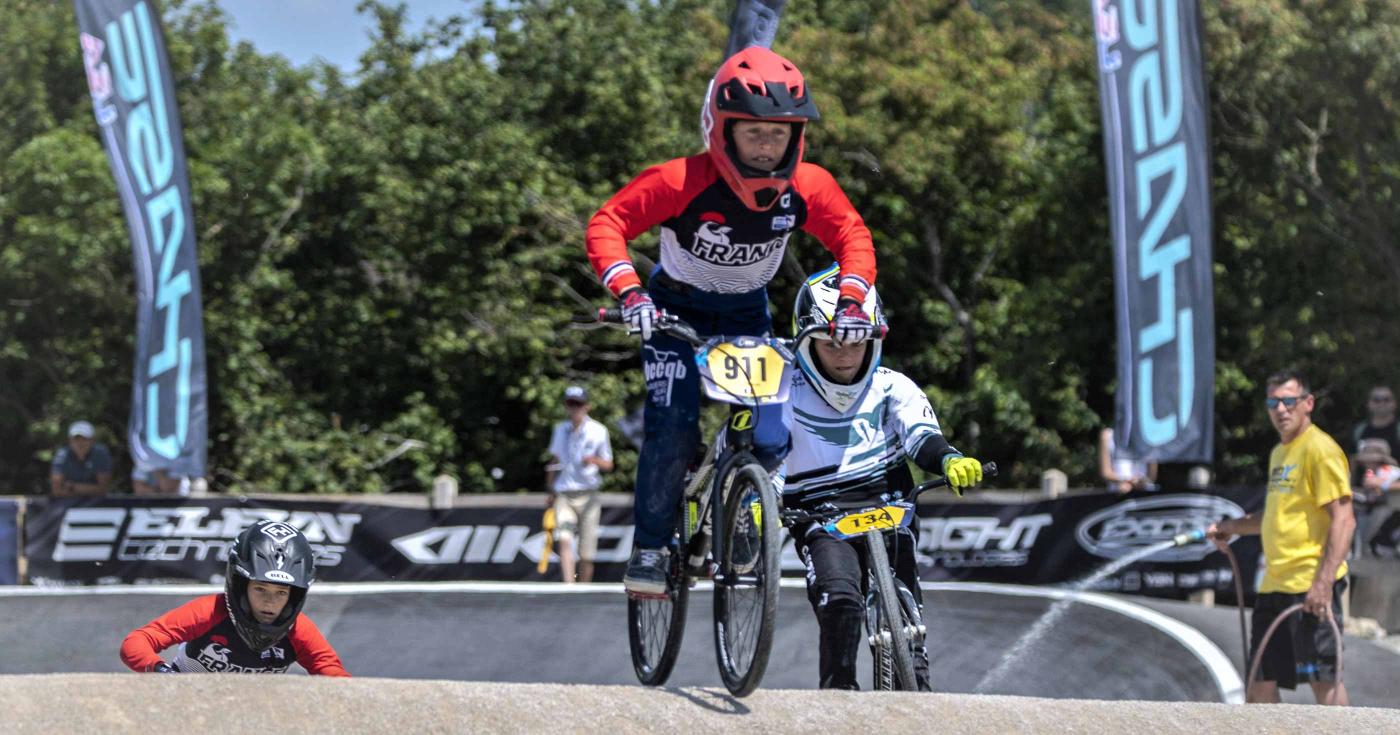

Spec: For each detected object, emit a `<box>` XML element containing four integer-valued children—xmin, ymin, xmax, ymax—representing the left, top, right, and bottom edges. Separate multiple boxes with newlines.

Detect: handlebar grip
<box><xmin>599</xmin><ymin>308</ymin><xmax>623</xmax><ymax>324</ymax></box>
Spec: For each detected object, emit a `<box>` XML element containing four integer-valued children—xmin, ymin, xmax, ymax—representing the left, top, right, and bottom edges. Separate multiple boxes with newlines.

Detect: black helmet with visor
<box><xmin>224</xmin><ymin>520</ymin><xmax>316</xmax><ymax>651</ymax></box>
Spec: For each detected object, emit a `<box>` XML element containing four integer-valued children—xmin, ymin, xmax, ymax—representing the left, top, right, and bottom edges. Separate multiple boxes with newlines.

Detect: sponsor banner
<box><xmin>75</xmin><ymin>0</ymin><xmax>209</xmax><ymax>477</ymax></box>
<box><xmin>913</xmin><ymin>486</ymin><xmax>1265</xmax><ymax>601</ymax></box>
<box><xmin>25</xmin><ymin>488</ymin><xmax>1265</xmax><ymax>599</ymax></box>
<box><xmin>22</xmin><ymin>496</ymin><xmax>637</xmax><ymax>585</ymax></box>
<box><xmin>1092</xmin><ymin>0</ymin><xmax>1215</xmax><ymax>462</ymax></box>
<box><xmin>0</xmin><ymin>500</ymin><xmax>18</xmax><ymax>585</ymax></box>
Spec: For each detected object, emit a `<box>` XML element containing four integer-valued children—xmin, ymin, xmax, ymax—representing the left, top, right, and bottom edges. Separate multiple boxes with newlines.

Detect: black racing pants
<box><xmin>794</xmin><ymin>524</ymin><xmax>929</xmax><ymax>690</ymax></box>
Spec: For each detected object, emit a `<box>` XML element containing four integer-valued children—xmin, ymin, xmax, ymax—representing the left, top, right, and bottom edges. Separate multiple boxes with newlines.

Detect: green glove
<box><xmin>942</xmin><ymin>455</ymin><xmax>983</xmax><ymax>494</ymax></box>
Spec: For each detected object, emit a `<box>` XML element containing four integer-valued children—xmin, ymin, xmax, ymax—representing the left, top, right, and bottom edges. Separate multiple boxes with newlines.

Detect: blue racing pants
<box><xmin>633</xmin><ymin>270</ymin><xmax>789</xmax><ymax>549</ymax></box>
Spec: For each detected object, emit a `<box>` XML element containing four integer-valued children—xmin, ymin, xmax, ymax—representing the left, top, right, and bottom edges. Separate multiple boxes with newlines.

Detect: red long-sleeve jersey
<box><xmin>120</xmin><ymin>593</ymin><xmax>349</xmax><ymax>676</ymax></box>
<box><xmin>587</xmin><ymin>154</ymin><xmax>876</xmax><ymax>303</ymax></box>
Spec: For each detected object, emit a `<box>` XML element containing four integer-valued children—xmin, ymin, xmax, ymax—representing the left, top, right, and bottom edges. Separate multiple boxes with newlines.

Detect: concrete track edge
<box><xmin>931</xmin><ymin>581</ymin><xmax>1247</xmax><ymax>704</ymax></box>
<box><xmin>1</xmin><ymin>579</ymin><xmax>1246</xmax><ymax>702</ymax></box>
<box><xmin>1</xmin><ymin>674</ymin><xmax>1395</xmax><ymax>735</ymax></box>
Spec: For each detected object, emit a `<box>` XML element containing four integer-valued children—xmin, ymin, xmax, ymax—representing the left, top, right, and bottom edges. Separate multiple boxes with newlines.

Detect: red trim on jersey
<box><xmin>121</xmin><ymin>594</ymin><xmax>221</xmax><ymax>672</ymax></box>
<box><xmin>586</xmin><ymin>156</ymin><xmax>709</xmax><ymax>297</ymax></box>
<box><xmin>791</xmin><ymin>163</ymin><xmax>877</xmax><ymax>303</ymax></box>
<box><xmin>288</xmin><ymin>613</ymin><xmax>350</xmax><ymax>677</ymax></box>
<box><xmin>586</xmin><ymin>155</ymin><xmax>877</xmax><ymax>300</ymax></box>
<box><xmin>120</xmin><ymin>593</ymin><xmax>350</xmax><ymax>676</ymax></box>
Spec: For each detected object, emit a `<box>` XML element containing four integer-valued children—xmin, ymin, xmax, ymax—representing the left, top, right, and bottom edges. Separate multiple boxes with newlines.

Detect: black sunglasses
<box><xmin>1265</xmin><ymin>396</ymin><xmax>1305</xmax><ymax>409</ymax></box>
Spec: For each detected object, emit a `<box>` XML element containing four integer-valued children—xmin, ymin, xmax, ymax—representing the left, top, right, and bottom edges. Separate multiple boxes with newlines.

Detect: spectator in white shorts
<box><xmin>546</xmin><ymin>386</ymin><xmax>614</xmax><ymax>583</ymax></box>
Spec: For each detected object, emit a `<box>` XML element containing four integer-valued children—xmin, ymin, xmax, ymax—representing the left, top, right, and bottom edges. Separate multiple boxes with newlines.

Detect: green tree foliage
<box><xmin>2</xmin><ymin>0</ymin><xmax>1397</xmax><ymax>493</ymax></box>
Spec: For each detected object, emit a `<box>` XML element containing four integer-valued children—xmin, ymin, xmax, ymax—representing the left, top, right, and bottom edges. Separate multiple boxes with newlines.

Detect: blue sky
<box><xmin>215</xmin><ymin>1</ymin><xmax>475</xmax><ymax>71</ymax></box>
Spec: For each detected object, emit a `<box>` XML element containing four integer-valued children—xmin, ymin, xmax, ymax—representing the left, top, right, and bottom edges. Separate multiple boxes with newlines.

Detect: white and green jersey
<box><xmin>781</xmin><ymin>366</ymin><xmax>956</xmax><ymax>506</ymax></box>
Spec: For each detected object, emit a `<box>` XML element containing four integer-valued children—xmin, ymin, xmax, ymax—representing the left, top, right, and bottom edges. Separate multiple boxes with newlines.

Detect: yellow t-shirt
<box><xmin>1260</xmin><ymin>424</ymin><xmax>1351</xmax><ymax>593</ymax></box>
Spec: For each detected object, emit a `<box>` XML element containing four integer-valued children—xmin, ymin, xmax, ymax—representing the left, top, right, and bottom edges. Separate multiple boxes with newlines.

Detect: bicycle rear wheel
<box><xmin>712</xmin><ymin>460</ymin><xmax>780</xmax><ymax>697</ymax></box>
<box><xmin>867</xmin><ymin>530</ymin><xmax>918</xmax><ymax>691</ymax></box>
<box><xmin>627</xmin><ymin>541</ymin><xmax>689</xmax><ymax>686</ymax></box>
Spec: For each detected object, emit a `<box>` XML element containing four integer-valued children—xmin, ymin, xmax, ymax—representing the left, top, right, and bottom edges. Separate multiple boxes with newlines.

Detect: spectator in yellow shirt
<box><xmin>1209</xmin><ymin>369</ymin><xmax>1355</xmax><ymax>705</ymax></box>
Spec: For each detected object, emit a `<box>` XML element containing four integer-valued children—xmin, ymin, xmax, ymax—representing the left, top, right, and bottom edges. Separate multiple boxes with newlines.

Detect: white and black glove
<box><xmin>828</xmin><ymin>297</ymin><xmax>874</xmax><ymax>346</ymax></box>
<box><xmin>620</xmin><ymin>287</ymin><xmax>660</xmax><ymax>341</ymax></box>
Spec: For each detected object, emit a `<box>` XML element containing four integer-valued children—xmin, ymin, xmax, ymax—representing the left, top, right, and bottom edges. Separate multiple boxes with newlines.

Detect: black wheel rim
<box><xmin>719</xmin><ymin>487</ymin><xmax>764</xmax><ymax>676</ymax></box>
<box><xmin>633</xmin><ymin>591</ymin><xmax>674</xmax><ymax>676</ymax></box>
<box><xmin>628</xmin><ymin>542</ymin><xmax>688</xmax><ymax>686</ymax></box>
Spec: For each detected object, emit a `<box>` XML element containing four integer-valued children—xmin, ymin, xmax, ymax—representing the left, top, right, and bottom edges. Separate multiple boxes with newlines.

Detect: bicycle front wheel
<box><xmin>712</xmin><ymin>461</ymin><xmax>781</xmax><ymax>697</ymax></box>
<box><xmin>627</xmin><ymin>545</ymin><xmax>689</xmax><ymax>686</ymax></box>
<box><xmin>867</xmin><ymin>530</ymin><xmax>918</xmax><ymax>691</ymax></box>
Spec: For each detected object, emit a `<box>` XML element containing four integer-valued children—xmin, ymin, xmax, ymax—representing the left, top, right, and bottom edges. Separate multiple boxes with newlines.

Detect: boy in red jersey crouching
<box><xmin>121</xmin><ymin>520</ymin><xmax>348</xmax><ymax>675</ymax></box>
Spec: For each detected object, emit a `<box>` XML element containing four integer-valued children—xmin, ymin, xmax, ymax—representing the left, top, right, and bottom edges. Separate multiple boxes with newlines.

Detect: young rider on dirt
<box><xmin>783</xmin><ymin>267</ymin><xmax>984</xmax><ymax>690</ymax></box>
<box><xmin>120</xmin><ymin>520</ymin><xmax>349</xmax><ymax>676</ymax></box>
<box><xmin>586</xmin><ymin>47</ymin><xmax>879</xmax><ymax>594</ymax></box>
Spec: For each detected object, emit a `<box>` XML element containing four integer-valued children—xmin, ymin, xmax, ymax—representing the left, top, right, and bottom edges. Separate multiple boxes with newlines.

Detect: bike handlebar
<box><xmin>597</xmin><ymin>308</ymin><xmax>887</xmax><ymax>347</ymax></box>
<box><xmin>779</xmin><ymin>461</ymin><xmax>999</xmax><ymax>526</ymax></box>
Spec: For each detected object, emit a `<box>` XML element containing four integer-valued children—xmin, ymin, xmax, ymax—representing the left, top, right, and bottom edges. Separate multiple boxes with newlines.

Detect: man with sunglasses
<box><xmin>545</xmin><ymin>386</ymin><xmax>614</xmax><ymax>583</ymax></box>
<box><xmin>1350</xmin><ymin>385</ymin><xmax>1397</xmax><ymax>458</ymax></box>
<box><xmin>1208</xmin><ymin>369</ymin><xmax>1355</xmax><ymax>705</ymax></box>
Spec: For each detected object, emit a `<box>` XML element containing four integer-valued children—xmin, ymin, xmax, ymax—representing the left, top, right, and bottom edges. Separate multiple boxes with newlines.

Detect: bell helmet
<box><xmin>792</xmin><ymin>264</ymin><xmax>886</xmax><ymax>413</ymax></box>
<box><xmin>224</xmin><ymin>520</ymin><xmax>316</xmax><ymax>651</ymax></box>
<box><xmin>701</xmin><ymin>46</ymin><xmax>820</xmax><ymax>211</ymax></box>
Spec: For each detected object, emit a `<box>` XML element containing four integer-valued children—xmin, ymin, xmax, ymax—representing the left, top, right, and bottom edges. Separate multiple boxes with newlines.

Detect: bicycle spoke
<box><xmin>713</xmin><ymin>462</ymin><xmax>778</xmax><ymax>696</ymax></box>
<box><xmin>723</xmin><ymin>539</ymin><xmax>765</xmax><ymax>671</ymax></box>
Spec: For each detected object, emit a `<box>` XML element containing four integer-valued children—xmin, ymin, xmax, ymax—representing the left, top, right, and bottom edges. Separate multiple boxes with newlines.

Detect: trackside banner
<box><xmin>916</xmin><ymin>487</ymin><xmax>1263</xmax><ymax>603</ymax></box>
<box><xmin>74</xmin><ymin>0</ymin><xmax>208</xmax><ymax>478</ymax></box>
<box><xmin>1092</xmin><ymin>0</ymin><xmax>1215</xmax><ymax>462</ymax></box>
<box><xmin>22</xmin><ymin>497</ymin><xmax>638</xmax><ymax>585</ymax></box>
<box><xmin>24</xmin><ymin>489</ymin><xmax>1263</xmax><ymax>601</ymax></box>
<box><xmin>0</xmin><ymin>500</ymin><xmax>18</xmax><ymax>585</ymax></box>
<box><xmin>725</xmin><ymin>0</ymin><xmax>786</xmax><ymax>57</ymax></box>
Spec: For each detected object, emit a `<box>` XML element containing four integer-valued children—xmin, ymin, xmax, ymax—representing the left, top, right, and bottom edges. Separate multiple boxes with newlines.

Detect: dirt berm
<box><xmin>3</xmin><ymin>674</ymin><xmax>1397</xmax><ymax>733</ymax></box>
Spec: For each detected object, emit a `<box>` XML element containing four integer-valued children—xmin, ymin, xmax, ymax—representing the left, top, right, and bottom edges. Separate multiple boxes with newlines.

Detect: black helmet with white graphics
<box><xmin>792</xmin><ymin>264</ymin><xmax>886</xmax><ymax>413</ymax></box>
<box><xmin>224</xmin><ymin>520</ymin><xmax>316</xmax><ymax>651</ymax></box>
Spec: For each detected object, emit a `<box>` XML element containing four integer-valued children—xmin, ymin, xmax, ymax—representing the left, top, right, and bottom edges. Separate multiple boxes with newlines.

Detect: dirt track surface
<box><xmin>3</xmin><ymin>675</ymin><xmax>1397</xmax><ymax>734</ymax></box>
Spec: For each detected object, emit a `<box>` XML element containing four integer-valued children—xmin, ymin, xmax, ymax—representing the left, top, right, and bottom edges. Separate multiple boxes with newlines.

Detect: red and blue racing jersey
<box><xmin>587</xmin><ymin>154</ymin><xmax>876</xmax><ymax>302</ymax></box>
<box><xmin>120</xmin><ymin>593</ymin><xmax>349</xmax><ymax>676</ymax></box>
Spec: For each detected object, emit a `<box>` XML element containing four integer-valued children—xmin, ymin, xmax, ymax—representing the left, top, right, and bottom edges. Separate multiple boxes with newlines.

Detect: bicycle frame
<box><xmin>779</xmin><ymin>462</ymin><xmax>999</xmax><ymax>690</ymax></box>
<box><xmin>604</xmin><ymin>308</ymin><xmax>826</xmax><ymax>695</ymax></box>
<box><xmin>600</xmin><ymin>309</ymin><xmax>826</xmax><ymax>578</ymax></box>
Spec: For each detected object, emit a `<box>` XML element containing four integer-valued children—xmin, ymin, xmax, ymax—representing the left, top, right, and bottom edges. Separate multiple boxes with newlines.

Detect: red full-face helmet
<box><xmin>701</xmin><ymin>46</ymin><xmax>820</xmax><ymax>211</ymax></box>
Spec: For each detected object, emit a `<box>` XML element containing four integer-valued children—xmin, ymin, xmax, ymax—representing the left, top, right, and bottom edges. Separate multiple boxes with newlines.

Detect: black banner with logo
<box><xmin>22</xmin><ymin>496</ymin><xmax>638</xmax><ymax>585</ymax></box>
<box><xmin>1092</xmin><ymin>0</ymin><xmax>1215</xmax><ymax>463</ymax></box>
<box><xmin>914</xmin><ymin>487</ymin><xmax>1264</xmax><ymax>602</ymax></box>
<box><xmin>74</xmin><ymin>0</ymin><xmax>209</xmax><ymax>478</ymax></box>
<box><xmin>24</xmin><ymin>488</ymin><xmax>1265</xmax><ymax>600</ymax></box>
